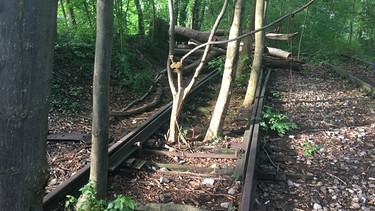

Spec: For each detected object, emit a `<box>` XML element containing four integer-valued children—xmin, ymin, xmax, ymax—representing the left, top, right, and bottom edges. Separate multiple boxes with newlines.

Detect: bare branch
<box><xmin>182</xmin><ymin>0</ymin><xmax>316</xmax><ymax>61</ymax></box>
<box><xmin>184</xmin><ymin>0</ymin><xmax>230</xmax><ymax>97</ymax></box>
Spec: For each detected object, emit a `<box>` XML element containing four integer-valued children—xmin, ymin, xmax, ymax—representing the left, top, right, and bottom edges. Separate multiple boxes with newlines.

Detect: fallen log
<box><xmin>267</xmin><ymin>47</ymin><xmax>291</xmax><ymax>59</ymax></box>
<box><xmin>263</xmin><ymin>55</ymin><xmax>304</xmax><ymax>71</ymax></box>
<box><xmin>174</xmin><ymin>26</ymin><xmax>227</xmax><ymax>49</ymax></box>
<box><xmin>266</xmin><ymin>32</ymin><xmax>299</xmax><ymax>40</ymax></box>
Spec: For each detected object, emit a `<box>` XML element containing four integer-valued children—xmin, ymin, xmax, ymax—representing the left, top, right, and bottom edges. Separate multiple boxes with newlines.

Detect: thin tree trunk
<box><xmin>151</xmin><ymin>0</ymin><xmax>156</xmax><ymax>42</ymax></box>
<box><xmin>297</xmin><ymin>7</ymin><xmax>308</xmax><ymax>59</ymax></box>
<box><xmin>134</xmin><ymin>0</ymin><xmax>144</xmax><ymax>35</ymax></box>
<box><xmin>204</xmin><ymin>0</ymin><xmax>245</xmax><ymax>141</ymax></box>
<box><xmin>167</xmin><ymin>0</ymin><xmax>229</xmax><ymax>144</ymax></box>
<box><xmin>197</xmin><ymin>0</ymin><xmax>206</xmax><ymax>30</ymax></box>
<box><xmin>179</xmin><ymin>0</ymin><xmax>188</xmax><ymax>26</ymax></box>
<box><xmin>242</xmin><ymin>0</ymin><xmax>265</xmax><ymax>108</ymax></box>
<box><xmin>66</xmin><ymin>0</ymin><xmax>77</xmax><ymax>26</ymax></box>
<box><xmin>115</xmin><ymin>0</ymin><xmax>124</xmax><ymax>53</ymax></box>
<box><xmin>236</xmin><ymin>0</ymin><xmax>256</xmax><ymax>81</ymax></box>
<box><xmin>60</xmin><ymin>0</ymin><xmax>67</xmax><ymax>19</ymax></box>
<box><xmin>89</xmin><ymin>0</ymin><xmax>114</xmax><ymax>199</ymax></box>
<box><xmin>348</xmin><ymin>0</ymin><xmax>355</xmax><ymax>43</ymax></box>
<box><xmin>83</xmin><ymin>0</ymin><xmax>93</xmax><ymax>27</ymax></box>
<box><xmin>0</xmin><ymin>0</ymin><xmax>57</xmax><ymax>209</ymax></box>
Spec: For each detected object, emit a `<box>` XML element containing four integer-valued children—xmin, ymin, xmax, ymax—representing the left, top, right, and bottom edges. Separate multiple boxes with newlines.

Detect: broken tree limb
<box><xmin>267</xmin><ymin>47</ymin><xmax>291</xmax><ymax>59</ymax></box>
<box><xmin>266</xmin><ymin>32</ymin><xmax>299</xmax><ymax>40</ymax></box>
<box><xmin>181</xmin><ymin>0</ymin><xmax>316</xmax><ymax>61</ymax></box>
<box><xmin>174</xmin><ymin>26</ymin><xmax>227</xmax><ymax>49</ymax></box>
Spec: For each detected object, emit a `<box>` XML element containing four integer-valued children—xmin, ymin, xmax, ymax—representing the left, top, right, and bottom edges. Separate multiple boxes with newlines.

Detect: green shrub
<box><xmin>65</xmin><ymin>182</ymin><xmax>135</xmax><ymax>211</ymax></box>
<box><xmin>260</xmin><ymin>106</ymin><xmax>298</xmax><ymax>135</ymax></box>
<box><xmin>302</xmin><ymin>141</ymin><xmax>320</xmax><ymax>157</ymax></box>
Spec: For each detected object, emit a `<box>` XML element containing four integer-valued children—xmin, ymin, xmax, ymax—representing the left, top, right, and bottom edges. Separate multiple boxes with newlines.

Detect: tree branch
<box><xmin>181</xmin><ymin>0</ymin><xmax>315</xmax><ymax>61</ymax></box>
<box><xmin>184</xmin><ymin>0</ymin><xmax>230</xmax><ymax>97</ymax></box>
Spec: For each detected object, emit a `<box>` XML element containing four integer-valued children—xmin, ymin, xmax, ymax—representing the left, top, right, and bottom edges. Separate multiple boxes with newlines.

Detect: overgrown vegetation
<box><xmin>65</xmin><ymin>182</ymin><xmax>135</xmax><ymax>211</ymax></box>
<box><xmin>260</xmin><ymin>105</ymin><xmax>298</xmax><ymax>135</ymax></box>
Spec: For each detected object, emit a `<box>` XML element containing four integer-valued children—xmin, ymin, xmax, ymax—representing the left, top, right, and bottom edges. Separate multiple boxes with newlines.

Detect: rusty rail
<box><xmin>43</xmin><ymin>70</ymin><xmax>219</xmax><ymax>210</ymax></box>
<box><xmin>237</xmin><ymin>68</ymin><xmax>271</xmax><ymax>211</ymax></box>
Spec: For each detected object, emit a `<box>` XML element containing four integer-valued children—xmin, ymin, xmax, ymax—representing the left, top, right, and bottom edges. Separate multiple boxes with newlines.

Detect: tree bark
<box><xmin>204</xmin><ymin>0</ymin><xmax>245</xmax><ymax>141</ymax></box>
<box><xmin>242</xmin><ymin>0</ymin><xmax>265</xmax><ymax>108</ymax></box>
<box><xmin>236</xmin><ymin>0</ymin><xmax>256</xmax><ymax>80</ymax></box>
<box><xmin>263</xmin><ymin>56</ymin><xmax>303</xmax><ymax>71</ymax></box>
<box><xmin>267</xmin><ymin>47</ymin><xmax>291</xmax><ymax>59</ymax></box>
<box><xmin>265</xmin><ymin>32</ymin><xmax>298</xmax><ymax>40</ymax></box>
<box><xmin>167</xmin><ymin>0</ymin><xmax>229</xmax><ymax>144</ymax></box>
<box><xmin>83</xmin><ymin>0</ymin><xmax>93</xmax><ymax>27</ymax></box>
<box><xmin>134</xmin><ymin>0</ymin><xmax>145</xmax><ymax>35</ymax></box>
<box><xmin>66</xmin><ymin>0</ymin><xmax>77</xmax><ymax>26</ymax></box>
<box><xmin>59</xmin><ymin>0</ymin><xmax>67</xmax><ymax>19</ymax></box>
<box><xmin>0</xmin><ymin>0</ymin><xmax>57</xmax><ymax>209</ymax></box>
<box><xmin>89</xmin><ymin>0</ymin><xmax>114</xmax><ymax>199</ymax></box>
<box><xmin>175</xmin><ymin>26</ymin><xmax>227</xmax><ymax>48</ymax></box>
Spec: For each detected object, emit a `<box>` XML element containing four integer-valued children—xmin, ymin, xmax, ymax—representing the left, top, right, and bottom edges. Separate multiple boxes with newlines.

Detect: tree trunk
<box><xmin>204</xmin><ymin>0</ymin><xmax>245</xmax><ymax>141</ymax></box>
<box><xmin>242</xmin><ymin>0</ymin><xmax>265</xmax><ymax>108</ymax></box>
<box><xmin>167</xmin><ymin>0</ymin><xmax>229</xmax><ymax>144</ymax></box>
<box><xmin>83</xmin><ymin>0</ymin><xmax>93</xmax><ymax>27</ymax></box>
<box><xmin>348</xmin><ymin>0</ymin><xmax>355</xmax><ymax>43</ymax></box>
<box><xmin>115</xmin><ymin>0</ymin><xmax>124</xmax><ymax>53</ymax></box>
<box><xmin>66</xmin><ymin>0</ymin><xmax>77</xmax><ymax>26</ymax></box>
<box><xmin>134</xmin><ymin>0</ymin><xmax>145</xmax><ymax>35</ymax></box>
<box><xmin>267</xmin><ymin>47</ymin><xmax>291</xmax><ymax>59</ymax></box>
<box><xmin>263</xmin><ymin>56</ymin><xmax>303</xmax><ymax>71</ymax></box>
<box><xmin>151</xmin><ymin>0</ymin><xmax>156</xmax><ymax>42</ymax></box>
<box><xmin>236</xmin><ymin>0</ymin><xmax>256</xmax><ymax>81</ymax></box>
<box><xmin>89</xmin><ymin>0</ymin><xmax>114</xmax><ymax>199</ymax></box>
<box><xmin>174</xmin><ymin>26</ymin><xmax>227</xmax><ymax>48</ymax></box>
<box><xmin>179</xmin><ymin>0</ymin><xmax>188</xmax><ymax>26</ymax></box>
<box><xmin>59</xmin><ymin>0</ymin><xmax>67</xmax><ymax>19</ymax></box>
<box><xmin>0</xmin><ymin>0</ymin><xmax>57</xmax><ymax>209</ymax></box>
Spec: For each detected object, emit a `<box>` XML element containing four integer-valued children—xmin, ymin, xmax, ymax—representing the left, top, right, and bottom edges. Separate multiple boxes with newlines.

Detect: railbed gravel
<box><xmin>257</xmin><ymin>64</ymin><xmax>375</xmax><ymax>210</ymax></box>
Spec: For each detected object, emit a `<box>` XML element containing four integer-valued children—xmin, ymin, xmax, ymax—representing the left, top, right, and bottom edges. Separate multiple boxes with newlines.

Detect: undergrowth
<box><xmin>260</xmin><ymin>105</ymin><xmax>298</xmax><ymax>135</ymax></box>
<box><xmin>65</xmin><ymin>182</ymin><xmax>135</xmax><ymax>211</ymax></box>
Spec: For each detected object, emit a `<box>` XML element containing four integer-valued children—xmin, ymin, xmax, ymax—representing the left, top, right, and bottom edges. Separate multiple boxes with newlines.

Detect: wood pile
<box><xmin>173</xmin><ymin>26</ymin><xmax>305</xmax><ymax>71</ymax></box>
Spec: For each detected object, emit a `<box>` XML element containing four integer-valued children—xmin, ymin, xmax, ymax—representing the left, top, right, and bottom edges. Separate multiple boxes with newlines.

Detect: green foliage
<box><xmin>302</xmin><ymin>141</ymin><xmax>320</xmax><ymax>157</ymax></box>
<box><xmin>271</xmin><ymin>91</ymin><xmax>281</xmax><ymax>98</ymax></box>
<box><xmin>49</xmin><ymin>87</ymin><xmax>85</xmax><ymax>115</ymax></box>
<box><xmin>208</xmin><ymin>56</ymin><xmax>225</xmax><ymax>73</ymax></box>
<box><xmin>260</xmin><ymin>106</ymin><xmax>298</xmax><ymax>135</ymax></box>
<box><xmin>65</xmin><ymin>182</ymin><xmax>135</xmax><ymax>211</ymax></box>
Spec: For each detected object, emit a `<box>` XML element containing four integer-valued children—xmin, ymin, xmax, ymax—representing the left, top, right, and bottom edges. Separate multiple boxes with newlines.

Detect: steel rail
<box><xmin>43</xmin><ymin>70</ymin><xmax>219</xmax><ymax>211</ymax></box>
<box><xmin>239</xmin><ymin>68</ymin><xmax>271</xmax><ymax>211</ymax></box>
<box><xmin>326</xmin><ymin>62</ymin><xmax>375</xmax><ymax>96</ymax></box>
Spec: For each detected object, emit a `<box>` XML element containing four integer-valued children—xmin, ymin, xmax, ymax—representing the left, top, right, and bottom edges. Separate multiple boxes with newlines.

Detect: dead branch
<box><xmin>266</xmin><ymin>32</ymin><xmax>299</xmax><ymax>40</ymax></box>
<box><xmin>110</xmin><ymin>86</ymin><xmax>163</xmax><ymax>117</ymax></box>
<box><xmin>181</xmin><ymin>0</ymin><xmax>316</xmax><ymax>62</ymax></box>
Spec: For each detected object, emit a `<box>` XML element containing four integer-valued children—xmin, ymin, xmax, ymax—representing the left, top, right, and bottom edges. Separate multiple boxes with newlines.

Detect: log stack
<box><xmin>173</xmin><ymin>26</ymin><xmax>305</xmax><ymax>71</ymax></box>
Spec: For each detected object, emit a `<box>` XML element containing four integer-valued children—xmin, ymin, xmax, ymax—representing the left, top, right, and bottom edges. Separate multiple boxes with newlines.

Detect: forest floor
<box><xmin>46</xmin><ymin>59</ymin><xmax>375</xmax><ymax>210</ymax></box>
<box><xmin>257</xmin><ymin>63</ymin><xmax>375</xmax><ymax>210</ymax></box>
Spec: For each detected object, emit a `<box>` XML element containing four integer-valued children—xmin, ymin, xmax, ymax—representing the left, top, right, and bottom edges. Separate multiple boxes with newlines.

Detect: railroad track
<box><xmin>43</xmin><ymin>69</ymin><xmax>272</xmax><ymax>210</ymax></box>
<box><xmin>44</xmin><ymin>60</ymin><xmax>373</xmax><ymax>210</ymax></box>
